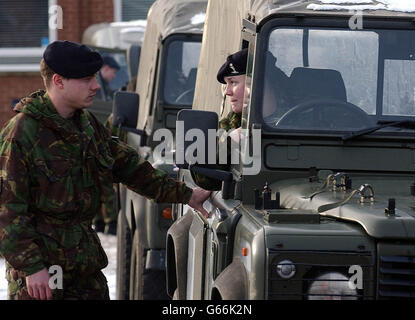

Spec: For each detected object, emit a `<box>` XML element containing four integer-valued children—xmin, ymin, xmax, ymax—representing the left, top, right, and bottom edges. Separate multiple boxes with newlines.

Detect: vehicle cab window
<box><xmin>260</xmin><ymin>26</ymin><xmax>415</xmax><ymax>136</ymax></box>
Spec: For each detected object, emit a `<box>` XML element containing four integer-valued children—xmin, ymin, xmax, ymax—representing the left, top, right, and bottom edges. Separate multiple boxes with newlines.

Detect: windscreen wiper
<box><xmin>342</xmin><ymin>120</ymin><xmax>415</xmax><ymax>141</ymax></box>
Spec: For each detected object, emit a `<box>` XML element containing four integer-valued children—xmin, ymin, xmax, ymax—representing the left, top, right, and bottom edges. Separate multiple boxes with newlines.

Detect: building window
<box><xmin>1</xmin><ymin>1</ymin><xmax>49</xmax><ymax>48</ymax></box>
<box><xmin>114</xmin><ymin>0</ymin><xmax>155</xmax><ymax>21</ymax></box>
<box><xmin>0</xmin><ymin>0</ymin><xmax>58</xmax><ymax>72</ymax></box>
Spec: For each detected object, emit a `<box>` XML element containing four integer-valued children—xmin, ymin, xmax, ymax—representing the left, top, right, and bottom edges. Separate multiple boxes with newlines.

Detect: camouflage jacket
<box><xmin>0</xmin><ymin>90</ymin><xmax>192</xmax><ymax>276</ymax></box>
<box><xmin>193</xmin><ymin>111</ymin><xmax>241</xmax><ymax>191</ymax></box>
<box><xmin>218</xmin><ymin>111</ymin><xmax>241</xmax><ymax>132</ymax></box>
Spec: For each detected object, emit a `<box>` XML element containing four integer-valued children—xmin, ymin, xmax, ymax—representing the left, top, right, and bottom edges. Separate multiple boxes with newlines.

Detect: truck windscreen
<box><xmin>163</xmin><ymin>40</ymin><xmax>202</xmax><ymax>106</ymax></box>
<box><xmin>262</xmin><ymin>27</ymin><xmax>415</xmax><ymax>135</ymax></box>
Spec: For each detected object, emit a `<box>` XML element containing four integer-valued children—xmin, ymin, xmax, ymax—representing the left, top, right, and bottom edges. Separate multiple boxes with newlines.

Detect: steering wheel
<box><xmin>275</xmin><ymin>98</ymin><xmax>372</xmax><ymax>130</ymax></box>
<box><xmin>175</xmin><ymin>88</ymin><xmax>194</xmax><ymax>104</ymax></box>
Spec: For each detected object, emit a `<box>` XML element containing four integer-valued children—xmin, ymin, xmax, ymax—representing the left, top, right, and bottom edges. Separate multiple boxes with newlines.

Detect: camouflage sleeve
<box><xmin>110</xmin><ymin>139</ymin><xmax>193</xmax><ymax>204</ymax></box>
<box><xmin>0</xmin><ymin>137</ymin><xmax>45</xmax><ymax>276</ymax></box>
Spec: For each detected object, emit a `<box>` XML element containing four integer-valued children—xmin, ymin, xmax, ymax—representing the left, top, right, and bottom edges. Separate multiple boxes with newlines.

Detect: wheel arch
<box><xmin>211</xmin><ymin>257</ymin><xmax>248</xmax><ymax>300</ymax></box>
<box><xmin>166</xmin><ymin>212</ymin><xmax>194</xmax><ymax>299</ymax></box>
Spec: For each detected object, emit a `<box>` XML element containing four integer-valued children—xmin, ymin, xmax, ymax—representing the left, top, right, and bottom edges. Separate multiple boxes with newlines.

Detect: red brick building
<box><xmin>0</xmin><ymin>0</ymin><xmax>154</xmax><ymax>128</ymax></box>
<box><xmin>0</xmin><ymin>0</ymin><xmax>113</xmax><ymax>127</ymax></box>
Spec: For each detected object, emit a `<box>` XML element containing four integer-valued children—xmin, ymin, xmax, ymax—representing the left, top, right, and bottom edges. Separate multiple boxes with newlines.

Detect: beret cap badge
<box><xmin>217</xmin><ymin>48</ymin><xmax>248</xmax><ymax>84</ymax></box>
<box><xmin>229</xmin><ymin>63</ymin><xmax>238</xmax><ymax>74</ymax></box>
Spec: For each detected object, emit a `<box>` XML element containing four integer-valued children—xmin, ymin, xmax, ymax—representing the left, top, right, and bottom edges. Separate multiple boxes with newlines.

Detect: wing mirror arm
<box><xmin>120</xmin><ymin>126</ymin><xmax>147</xmax><ymax>146</ymax></box>
<box><xmin>119</xmin><ymin>125</ymin><xmax>146</xmax><ymax>138</ymax></box>
<box><xmin>179</xmin><ymin>164</ymin><xmax>235</xmax><ymax>200</ymax></box>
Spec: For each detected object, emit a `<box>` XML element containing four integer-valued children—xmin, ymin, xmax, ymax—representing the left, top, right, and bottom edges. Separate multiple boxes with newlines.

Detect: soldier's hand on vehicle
<box><xmin>25</xmin><ymin>268</ymin><xmax>53</xmax><ymax>300</ymax></box>
<box><xmin>188</xmin><ymin>187</ymin><xmax>211</xmax><ymax>218</ymax></box>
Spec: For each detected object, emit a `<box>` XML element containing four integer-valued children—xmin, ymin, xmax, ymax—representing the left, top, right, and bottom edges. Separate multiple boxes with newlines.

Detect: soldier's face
<box><xmin>62</xmin><ymin>75</ymin><xmax>101</xmax><ymax>108</ymax></box>
<box><xmin>224</xmin><ymin>74</ymin><xmax>246</xmax><ymax>114</ymax></box>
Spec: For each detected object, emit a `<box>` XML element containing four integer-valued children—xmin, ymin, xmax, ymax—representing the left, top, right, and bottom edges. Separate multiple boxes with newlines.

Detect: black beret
<box><xmin>217</xmin><ymin>48</ymin><xmax>248</xmax><ymax>84</ymax></box>
<box><xmin>43</xmin><ymin>40</ymin><xmax>103</xmax><ymax>78</ymax></box>
<box><xmin>102</xmin><ymin>55</ymin><xmax>120</xmax><ymax>70</ymax></box>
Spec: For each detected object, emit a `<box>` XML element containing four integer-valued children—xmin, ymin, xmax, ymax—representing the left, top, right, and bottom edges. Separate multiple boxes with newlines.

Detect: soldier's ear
<box><xmin>52</xmin><ymin>74</ymin><xmax>64</xmax><ymax>89</ymax></box>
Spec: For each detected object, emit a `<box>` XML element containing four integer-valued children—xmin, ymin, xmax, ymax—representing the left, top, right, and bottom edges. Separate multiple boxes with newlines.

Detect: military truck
<box><xmin>166</xmin><ymin>0</ymin><xmax>415</xmax><ymax>300</ymax></box>
<box><xmin>82</xmin><ymin>20</ymin><xmax>146</xmax><ymax>123</ymax></box>
<box><xmin>114</xmin><ymin>0</ymin><xmax>207</xmax><ymax>300</ymax></box>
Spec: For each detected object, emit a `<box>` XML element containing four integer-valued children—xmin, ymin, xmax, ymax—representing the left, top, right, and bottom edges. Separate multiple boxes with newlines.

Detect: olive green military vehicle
<box><xmin>166</xmin><ymin>0</ymin><xmax>415</xmax><ymax>300</ymax></box>
<box><xmin>114</xmin><ymin>0</ymin><xmax>207</xmax><ymax>300</ymax></box>
<box><xmin>82</xmin><ymin>20</ymin><xmax>146</xmax><ymax>123</ymax></box>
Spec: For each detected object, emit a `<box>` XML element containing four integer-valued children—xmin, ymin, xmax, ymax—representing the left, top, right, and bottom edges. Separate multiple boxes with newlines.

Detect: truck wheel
<box><xmin>116</xmin><ymin>208</ymin><xmax>131</xmax><ymax>300</ymax></box>
<box><xmin>129</xmin><ymin>230</ymin><xmax>170</xmax><ymax>300</ymax></box>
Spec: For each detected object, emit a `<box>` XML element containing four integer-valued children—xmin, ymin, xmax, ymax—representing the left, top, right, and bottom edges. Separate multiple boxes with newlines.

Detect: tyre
<box><xmin>115</xmin><ymin>201</ymin><xmax>132</xmax><ymax>300</ymax></box>
<box><xmin>129</xmin><ymin>230</ymin><xmax>170</xmax><ymax>300</ymax></box>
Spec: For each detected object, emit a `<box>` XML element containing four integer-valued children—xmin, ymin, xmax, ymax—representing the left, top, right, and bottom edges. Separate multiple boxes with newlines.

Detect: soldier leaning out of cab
<box><xmin>193</xmin><ymin>48</ymin><xmax>249</xmax><ymax>191</ymax></box>
<box><xmin>0</xmin><ymin>40</ymin><xmax>211</xmax><ymax>300</ymax></box>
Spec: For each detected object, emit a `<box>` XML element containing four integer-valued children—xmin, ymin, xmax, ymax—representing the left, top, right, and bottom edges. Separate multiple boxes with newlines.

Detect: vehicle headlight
<box><xmin>307</xmin><ymin>272</ymin><xmax>358</xmax><ymax>300</ymax></box>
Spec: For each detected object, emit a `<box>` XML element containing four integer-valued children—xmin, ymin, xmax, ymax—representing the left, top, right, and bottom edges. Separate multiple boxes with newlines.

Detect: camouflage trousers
<box><xmin>5</xmin><ymin>263</ymin><xmax>109</xmax><ymax>300</ymax></box>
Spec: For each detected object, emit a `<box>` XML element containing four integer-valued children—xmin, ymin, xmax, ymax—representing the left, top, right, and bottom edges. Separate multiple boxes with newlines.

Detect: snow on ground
<box><xmin>0</xmin><ymin>258</ymin><xmax>6</xmax><ymax>300</ymax></box>
<box><xmin>0</xmin><ymin>233</ymin><xmax>117</xmax><ymax>300</ymax></box>
<box><xmin>98</xmin><ymin>233</ymin><xmax>117</xmax><ymax>300</ymax></box>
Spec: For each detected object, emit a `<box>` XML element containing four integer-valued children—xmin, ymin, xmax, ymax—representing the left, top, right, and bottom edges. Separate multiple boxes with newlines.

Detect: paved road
<box><xmin>0</xmin><ymin>233</ymin><xmax>117</xmax><ymax>300</ymax></box>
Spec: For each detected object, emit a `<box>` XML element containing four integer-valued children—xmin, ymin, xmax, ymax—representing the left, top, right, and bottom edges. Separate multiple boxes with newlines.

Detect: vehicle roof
<box><xmin>252</xmin><ymin>0</ymin><xmax>415</xmax><ymax>24</ymax></box>
<box><xmin>146</xmin><ymin>0</ymin><xmax>207</xmax><ymax>39</ymax></box>
<box><xmin>82</xmin><ymin>20</ymin><xmax>147</xmax><ymax>50</ymax></box>
<box><xmin>136</xmin><ymin>0</ymin><xmax>207</xmax><ymax>131</ymax></box>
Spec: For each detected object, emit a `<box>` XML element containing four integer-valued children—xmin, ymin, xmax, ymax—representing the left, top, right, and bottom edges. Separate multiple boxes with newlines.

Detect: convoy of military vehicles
<box><xmin>113</xmin><ymin>0</ymin><xmax>207</xmax><ymax>300</ymax></box>
<box><xmin>114</xmin><ymin>0</ymin><xmax>415</xmax><ymax>300</ymax></box>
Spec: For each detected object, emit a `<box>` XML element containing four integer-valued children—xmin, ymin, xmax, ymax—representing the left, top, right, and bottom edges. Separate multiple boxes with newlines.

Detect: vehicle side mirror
<box><xmin>112</xmin><ymin>91</ymin><xmax>146</xmax><ymax>143</ymax></box>
<box><xmin>112</xmin><ymin>91</ymin><xmax>139</xmax><ymax>129</ymax></box>
<box><xmin>176</xmin><ymin>109</ymin><xmax>218</xmax><ymax>167</ymax></box>
<box><xmin>176</xmin><ymin>110</ymin><xmax>234</xmax><ymax>199</ymax></box>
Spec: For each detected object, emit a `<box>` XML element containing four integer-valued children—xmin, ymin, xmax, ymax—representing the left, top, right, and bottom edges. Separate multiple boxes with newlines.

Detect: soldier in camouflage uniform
<box><xmin>0</xmin><ymin>40</ymin><xmax>210</xmax><ymax>300</ymax></box>
<box><xmin>193</xmin><ymin>49</ymin><xmax>247</xmax><ymax>190</ymax></box>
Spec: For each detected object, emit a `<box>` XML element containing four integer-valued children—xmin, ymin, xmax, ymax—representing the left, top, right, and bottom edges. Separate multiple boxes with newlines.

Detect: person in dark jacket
<box><xmin>96</xmin><ymin>55</ymin><xmax>120</xmax><ymax>101</ymax></box>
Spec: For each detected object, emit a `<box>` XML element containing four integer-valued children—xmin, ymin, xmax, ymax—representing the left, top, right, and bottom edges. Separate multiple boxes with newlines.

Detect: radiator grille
<box><xmin>378</xmin><ymin>255</ymin><xmax>415</xmax><ymax>299</ymax></box>
<box><xmin>268</xmin><ymin>250</ymin><xmax>375</xmax><ymax>300</ymax></box>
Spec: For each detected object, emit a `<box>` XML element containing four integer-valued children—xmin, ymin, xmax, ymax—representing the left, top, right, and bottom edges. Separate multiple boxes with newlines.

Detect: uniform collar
<box><xmin>17</xmin><ymin>90</ymin><xmax>95</xmax><ymax>143</ymax></box>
